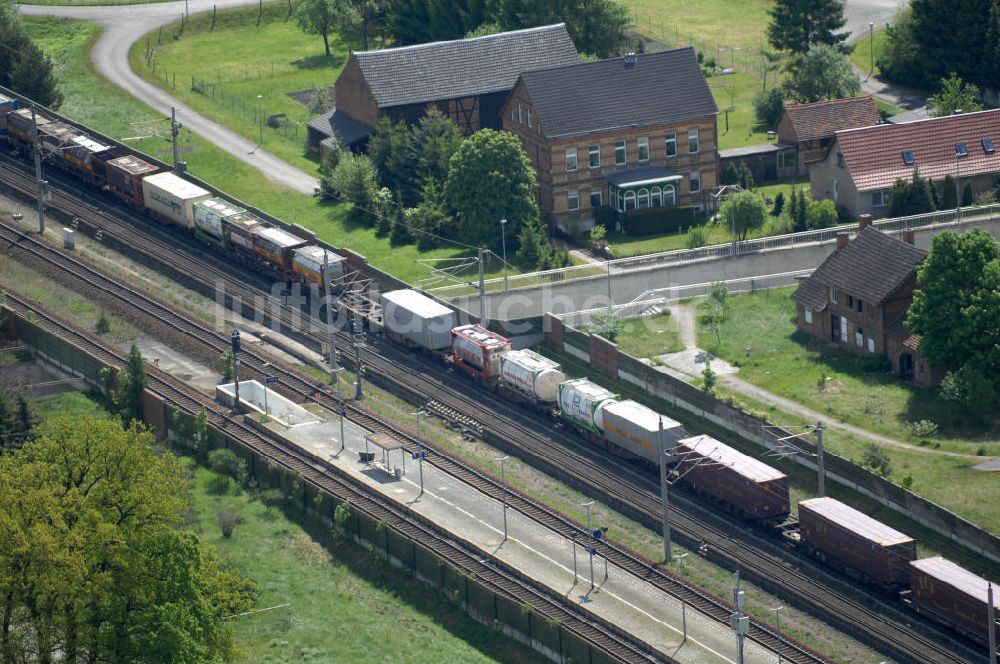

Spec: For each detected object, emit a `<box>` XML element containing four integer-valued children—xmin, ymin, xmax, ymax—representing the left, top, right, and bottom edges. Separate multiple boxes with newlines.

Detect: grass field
<box><xmin>849</xmin><ymin>27</ymin><xmax>889</xmax><ymax>79</ymax></box>
<box><xmin>606</xmin><ymin>311</ymin><xmax>684</xmax><ymax>357</ymax></box>
<box><xmin>20</xmin><ymin>0</ymin><xmax>167</xmax><ymax>5</ymax></box>
<box><xmin>624</xmin><ymin>0</ymin><xmax>773</xmax><ymax>53</ymax></box>
<box><xmin>708</xmin><ymin>71</ymin><xmax>773</xmax><ymax>150</ymax></box>
<box><xmin>25</xmin><ymin>15</ymin><xmax>505</xmax><ymax>285</ymax></box>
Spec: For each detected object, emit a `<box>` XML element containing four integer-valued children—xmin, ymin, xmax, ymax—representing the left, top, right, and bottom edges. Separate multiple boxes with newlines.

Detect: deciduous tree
<box><xmin>295</xmin><ymin>0</ymin><xmax>351</xmax><ymax>57</ymax></box>
<box><xmin>411</xmin><ymin>108</ymin><xmax>462</xmax><ymax>193</ymax></box>
<box><xmin>720</xmin><ymin>190</ymin><xmax>767</xmax><ymax>241</ymax></box>
<box><xmin>907</xmin><ymin>230</ymin><xmax>1000</xmax><ymax>380</ymax></box>
<box><xmin>927</xmin><ymin>73</ymin><xmax>983</xmax><ymax>117</ymax></box>
<box><xmin>444</xmin><ymin>129</ymin><xmax>539</xmax><ymax>246</ymax></box>
<box><xmin>786</xmin><ymin>44</ymin><xmax>860</xmax><ymax>102</ymax></box>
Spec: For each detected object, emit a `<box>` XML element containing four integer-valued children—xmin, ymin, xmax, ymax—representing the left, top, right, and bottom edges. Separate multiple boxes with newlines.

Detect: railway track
<box><xmin>1</xmin><ymin>290</ymin><xmax>661</xmax><ymax>664</ymax></box>
<box><xmin>0</xmin><ymin>157</ymin><xmax>980</xmax><ymax>664</ymax></box>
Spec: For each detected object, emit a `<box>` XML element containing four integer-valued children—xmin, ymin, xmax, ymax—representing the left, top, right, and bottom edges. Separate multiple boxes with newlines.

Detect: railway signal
<box><xmin>30</xmin><ymin>104</ymin><xmax>45</xmax><ymax>234</ymax></box>
<box><xmin>412</xmin><ymin>449</ymin><xmax>430</xmax><ymax>497</ymax></box>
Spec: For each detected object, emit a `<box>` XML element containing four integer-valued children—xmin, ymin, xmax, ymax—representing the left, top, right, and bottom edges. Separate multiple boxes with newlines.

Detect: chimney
<box><xmin>836</xmin><ymin>232</ymin><xmax>850</xmax><ymax>249</ymax></box>
<box><xmin>859</xmin><ymin>214</ymin><xmax>874</xmax><ymax>231</ymax></box>
<box><xmin>902</xmin><ymin>230</ymin><xmax>915</xmax><ymax>245</ymax></box>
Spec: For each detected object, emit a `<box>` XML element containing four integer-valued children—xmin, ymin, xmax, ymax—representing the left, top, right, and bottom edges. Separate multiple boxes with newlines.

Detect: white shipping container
<box><xmin>293</xmin><ymin>245</ymin><xmax>345</xmax><ymax>281</ymax></box>
<box><xmin>194</xmin><ymin>197</ymin><xmax>245</xmax><ymax>239</ymax></box>
<box><xmin>558</xmin><ymin>378</ymin><xmax>618</xmax><ymax>434</ymax></box>
<box><xmin>602</xmin><ymin>400</ymin><xmax>684</xmax><ymax>461</ymax></box>
<box><xmin>380</xmin><ymin>289</ymin><xmax>457</xmax><ymax>350</ymax></box>
<box><xmin>141</xmin><ymin>172</ymin><xmax>211</xmax><ymax>228</ymax></box>
<box><xmin>499</xmin><ymin>349</ymin><xmax>563</xmax><ymax>402</ymax></box>
<box><xmin>450</xmin><ymin>324</ymin><xmax>511</xmax><ymax>375</ymax></box>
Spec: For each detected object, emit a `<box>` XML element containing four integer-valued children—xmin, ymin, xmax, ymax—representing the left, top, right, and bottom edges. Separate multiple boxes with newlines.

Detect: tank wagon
<box><xmin>675</xmin><ymin>434</ymin><xmax>789</xmax><ymax>519</ymax></box>
<box><xmin>558</xmin><ymin>378</ymin><xmax>619</xmax><ymax>437</ymax></box>
<box><xmin>798</xmin><ymin>496</ymin><xmax>917</xmax><ymax>589</ymax></box>
<box><xmin>498</xmin><ymin>349</ymin><xmax>564</xmax><ymax>403</ymax></box>
<box><xmin>450</xmin><ymin>324</ymin><xmax>512</xmax><ymax>385</ymax></box>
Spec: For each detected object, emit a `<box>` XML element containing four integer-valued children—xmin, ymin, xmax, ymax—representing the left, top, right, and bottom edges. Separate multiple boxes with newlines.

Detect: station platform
<box><xmin>267</xmin><ymin>404</ymin><xmax>782</xmax><ymax>664</ymax></box>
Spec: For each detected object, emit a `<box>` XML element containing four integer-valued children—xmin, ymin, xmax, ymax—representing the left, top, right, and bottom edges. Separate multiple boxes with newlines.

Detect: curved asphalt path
<box><xmin>18</xmin><ymin>0</ymin><xmax>319</xmax><ymax>195</ymax></box>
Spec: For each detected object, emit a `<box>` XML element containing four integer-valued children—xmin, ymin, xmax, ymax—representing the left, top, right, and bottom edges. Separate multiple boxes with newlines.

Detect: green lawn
<box><xmin>624</xmin><ymin>0</ymin><xmax>773</xmax><ymax>53</ymax></box>
<box><xmin>709</xmin><ymin>71</ymin><xmax>774</xmax><ymax>150</ymax></box>
<box><xmin>25</xmin><ymin>15</ymin><xmax>502</xmax><ymax>285</ymax></box>
<box><xmin>33</xmin><ymin>390</ymin><xmax>109</xmax><ymax>420</ymax></box>
<box><xmin>21</xmin><ymin>0</ymin><xmax>167</xmax><ymax>5</ymax></box>
<box><xmin>696</xmin><ymin>286</ymin><xmax>999</xmax><ymax>455</ymax></box>
<box><xmin>606</xmin><ymin>311</ymin><xmax>684</xmax><ymax>357</ymax></box>
<box><xmin>849</xmin><ymin>27</ymin><xmax>889</xmax><ymax>79</ymax></box>
<box><xmin>190</xmin><ymin>464</ymin><xmax>540</xmax><ymax>664</ymax></box>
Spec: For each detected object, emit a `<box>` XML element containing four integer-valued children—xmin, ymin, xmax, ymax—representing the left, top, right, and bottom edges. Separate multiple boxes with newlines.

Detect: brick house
<box><xmin>791</xmin><ymin>222</ymin><xmax>943</xmax><ymax>386</ymax></box>
<box><xmin>810</xmin><ymin>108</ymin><xmax>1000</xmax><ymax>218</ymax></box>
<box><xmin>306</xmin><ymin>24</ymin><xmax>579</xmax><ymax>153</ymax></box>
<box><xmin>502</xmin><ymin>48</ymin><xmax>719</xmax><ymax>234</ymax></box>
<box><xmin>776</xmin><ymin>96</ymin><xmax>880</xmax><ymax>177</ymax></box>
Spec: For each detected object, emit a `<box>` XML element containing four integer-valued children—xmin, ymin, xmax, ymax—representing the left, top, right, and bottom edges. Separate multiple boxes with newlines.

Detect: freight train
<box><xmin>1</xmin><ymin>94</ymin><xmax>995</xmax><ymax>650</ymax></box>
<box><xmin>0</xmin><ymin>94</ymin><xmax>345</xmax><ymax>286</ymax></box>
<box><xmin>379</xmin><ymin>289</ymin><xmax>999</xmax><ymax>649</ymax></box>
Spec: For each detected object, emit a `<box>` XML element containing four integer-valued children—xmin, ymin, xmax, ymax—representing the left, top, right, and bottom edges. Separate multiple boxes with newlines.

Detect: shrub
<box><xmin>906</xmin><ymin>419</ymin><xmax>938</xmax><ymax>438</ymax></box>
<box><xmin>590</xmin><ymin>311</ymin><xmax>623</xmax><ymax>342</ymax></box>
<box><xmin>702</xmin><ymin>361</ymin><xmax>716</xmax><ymax>392</ymax></box>
<box><xmin>854</xmin><ymin>354</ymin><xmax>892</xmax><ymax>374</ymax></box>
<box><xmin>95</xmin><ymin>312</ymin><xmax>110</xmax><ymax>335</ymax></box>
<box><xmin>686</xmin><ymin>225</ymin><xmax>709</xmax><ymax>249</ymax></box>
<box><xmin>216</xmin><ymin>507</ymin><xmax>240</xmax><ymax>538</ymax></box>
<box><xmin>901</xmin><ymin>474</ymin><xmax>913</xmax><ymax>490</ymax></box>
<box><xmin>771</xmin><ymin>192</ymin><xmax>785</xmax><ymax>217</ymax></box>
<box><xmin>806</xmin><ymin>199</ymin><xmax>838</xmax><ymax>229</ymax></box>
<box><xmin>862</xmin><ymin>394</ymin><xmax>885</xmax><ymax>420</ymax></box>
<box><xmin>753</xmin><ymin>87</ymin><xmax>786</xmax><ymax>127</ymax></box>
<box><xmin>862</xmin><ymin>443</ymin><xmax>892</xmax><ymax>477</ymax></box>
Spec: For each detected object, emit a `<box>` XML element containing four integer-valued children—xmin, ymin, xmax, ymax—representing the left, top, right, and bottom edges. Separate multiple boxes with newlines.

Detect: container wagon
<box><xmin>292</xmin><ymin>244</ymin><xmax>345</xmax><ymax>286</ymax></box>
<box><xmin>194</xmin><ymin>197</ymin><xmax>245</xmax><ymax>246</ymax></box>
<box><xmin>106</xmin><ymin>155</ymin><xmax>159</xmax><ymax>207</ymax></box>
<box><xmin>558</xmin><ymin>378</ymin><xmax>618</xmax><ymax>437</ymax></box>
<box><xmin>449</xmin><ymin>324</ymin><xmax>512</xmax><ymax>385</ymax></box>
<box><xmin>907</xmin><ymin>556</ymin><xmax>1000</xmax><ymax>645</ymax></box>
<box><xmin>141</xmin><ymin>171</ymin><xmax>211</xmax><ymax>229</ymax></box>
<box><xmin>0</xmin><ymin>94</ymin><xmax>18</xmax><ymax>135</ymax></box>
<box><xmin>601</xmin><ymin>399</ymin><xmax>685</xmax><ymax>461</ymax></box>
<box><xmin>380</xmin><ymin>289</ymin><xmax>457</xmax><ymax>350</ymax></box>
<box><xmin>498</xmin><ymin>349</ymin><xmax>563</xmax><ymax>403</ymax></box>
<box><xmin>675</xmin><ymin>434</ymin><xmax>789</xmax><ymax>519</ymax></box>
<box><xmin>224</xmin><ymin>212</ymin><xmax>263</xmax><ymax>251</ymax></box>
<box><xmin>798</xmin><ymin>496</ymin><xmax>916</xmax><ymax>588</ymax></box>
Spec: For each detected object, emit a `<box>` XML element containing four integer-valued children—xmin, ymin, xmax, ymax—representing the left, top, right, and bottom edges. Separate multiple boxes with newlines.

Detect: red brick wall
<box><xmin>334</xmin><ymin>56</ymin><xmax>380</xmax><ymax>127</ymax></box>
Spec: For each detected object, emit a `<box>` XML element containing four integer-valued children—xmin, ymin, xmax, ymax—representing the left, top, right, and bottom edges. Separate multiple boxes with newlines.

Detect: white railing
<box><xmin>429</xmin><ymin>203</ymin><xmax>1000</xmax><ymax>297</ymax></box>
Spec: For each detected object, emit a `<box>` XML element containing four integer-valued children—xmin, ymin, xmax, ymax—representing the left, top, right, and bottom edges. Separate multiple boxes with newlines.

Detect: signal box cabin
<box><xmin>450</xmin><ymin>324</ymin><xmax>512</xmax><ymax>385</ymax></box>
<box><xmin>308</xmin><ymin>24</ymin><xmax>579</xmax><ymax>153</ymax></box>
<box><xmin>675</xmin><ymin>434</ymin><xmax>789</xmax><ymax>520</ymax></box>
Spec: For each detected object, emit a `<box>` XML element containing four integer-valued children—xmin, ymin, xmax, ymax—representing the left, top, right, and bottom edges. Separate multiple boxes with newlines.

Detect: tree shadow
<box><xmin>291</xmin><ymin>53</ymin><xmax>342</xmax><ymax>70</ymax></box>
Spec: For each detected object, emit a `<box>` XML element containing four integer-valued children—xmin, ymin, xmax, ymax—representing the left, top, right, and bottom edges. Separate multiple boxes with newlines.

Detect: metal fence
<box><xmin>429</xmin><ymin>203</ymin><xmax>1000</xmax><ymax>297</ymax></box>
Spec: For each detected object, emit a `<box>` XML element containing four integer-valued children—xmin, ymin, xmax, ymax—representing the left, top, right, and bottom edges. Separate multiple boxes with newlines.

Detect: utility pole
<box><xmin>815</xmin><ymin>421</ymin><xmax>826</xmax><ymax>498</ymax></box>
<box><xmin>731</xmin><ymin>570</ymin><xmax>748</xmax><ymax>664</ymax></box>
<box><xmin>658</xmin><ymin>417</ymin><xmax>672</xmax><ymax>562</ymax></box>
<box><xmin>230</xmin><ymin>328</ymin><xmax>241</xmax><ymax>413</ymax></box>
<box><xmin>498</xmin><ymin>455</ymin><xmax>509</xmax><ymax>541</ymax></box>
<box><xmin>477</xmin><ymin>247</ymin><xmax>487</xmax><ymax>324</ymax></box>
<box><xmin>988</xmin><ymin>582</ymin><xmax>996</xmax><ymax>664</ymax></box>
<box><xmin>30</xmin><ymin>105</ymin><xmax>46</xmax><ymax>235</ymax></box>
<box><xmin>500</xmin><ymin>218</ymin><xmax>508</xmax><ymax>292</ymax></box>
<box><xmin>337</xmin><ymin>399</ymin><xmax>346</xmax><ymax>455</ymax></box>
<box><xmin>351</xmin><ymin>318</ymin><xmax>364</xmax><ymax>400</ymax></box>
<box><xmin>323</xmin><ymin>250</ymin><xmax>340</xmax><ymax>386</ymax></box>
<box><xmin>769</xmin><ymin>605</ymin><xmax>784</xmax><ymax>664</ymax></box>
<box><xmin>170</xmin><ymin>107</ymin><xmax>183</xmax><ymax>172</ymax></box>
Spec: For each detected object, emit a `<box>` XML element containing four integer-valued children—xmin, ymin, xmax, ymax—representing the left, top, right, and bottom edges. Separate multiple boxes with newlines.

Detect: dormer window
<box><xmin>902</xmin><ymin>150</ymin><xmax>915</xmax><ymax>166</ymax></box>
<box><xmin>983</xmin><ymin>138</ymin><xmax>995</xmax><ymax>154</ymax></box>
<box><xmin>956</xmin><ymin>143</ymin><xmax>968</xmax><ymax>157</ymax></box>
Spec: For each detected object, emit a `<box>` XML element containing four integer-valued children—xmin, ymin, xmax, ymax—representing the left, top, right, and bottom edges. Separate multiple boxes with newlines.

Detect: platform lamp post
<box><xmin>769</xmin><ymin>605</ymin><xmax>784</xmax><ymax>663</ymax></box>
<box><xmin>337</xmin><ymin>399</ymin><xmax>346</xmax><ymax>456</ymax></box>
<box><xmin>497</xmin><ymin>455</ymin><xmax>510</xmax><ymax>541</ymax></box>
<box><xmin>674</xmin><ymin>553</ymin><xmax>689</xmax><ymax>642</ymax></box>
<box><xmin>230</xmin><ymin>328</ymin><xmax>241</xmax><ymax>414</ymax></box>
<box><xmin>500</xmin><ymin>218</ymin><xmax>508</xmax><ymax>292</ymax></box>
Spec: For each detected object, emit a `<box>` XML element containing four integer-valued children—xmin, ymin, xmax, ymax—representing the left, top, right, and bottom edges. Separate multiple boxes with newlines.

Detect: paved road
<box><xmin>18</xmin><ymin>0</ymin><xmax>319</xmax><ymax>195</ymax></box>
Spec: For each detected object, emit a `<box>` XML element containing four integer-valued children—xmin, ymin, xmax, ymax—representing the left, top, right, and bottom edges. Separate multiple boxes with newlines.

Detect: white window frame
<box><xmin>637</xmin><ymin>188</ymin><xmax>650</xmax><ymax>209</ymax></box>
<box><xmin>688</xmin><ymin>129</ymin><xmax>700</xmax><ymax>154</ymax></box>
<box><xmin>567</xmin><ymin>190</ymin><xmax>580</xmax><ymax>211</ymax></box>
<box><xmin>518</xmin><ymin>103</ymin><xmax>523</xmax><ymax>124</ymax></box>
<box><xmin>665</xmin><ymin>133</ymin><xmax>677</xmax><ymax>158</ymax></box>
<box><xmin>840</xmin><ymin>316</ymin><xmax>848</xmax><ymax>342</ymax></box>
<box><xmin>615</xmin><ymin>140</ymin><xmax>626</xmax><ymax>166</ymax></box>
<box><xmin>589</xmin><ymin>188</ymin><xmax>602</xmax><ymax>208</ymax></box>
<box><xmin>623</xmin><ymin>190</ymin><xmax>636</xmax><ymax>211</ymax></box>
<box><xmin>664</xmin><ymin>184</ymin><xmax>676</xmax><ymax>205</ymax></box>
<box><xmin>690</xmin><ymin>171</ymin><xmax>701</xmax><ymax>193</ymax></box>
<box><xmin>565</xmin><ymin>147</ymin><xmax>578</xmax><ymax>172</ymax></box>
<box><xmin>867</xmin><ymin>336</ymin><xmax>875</xmax><ymax>353</ymax></box>
<box><xmin>830</xmin><ymin>288</ymin><xmax>837</xmax><ymax>304</ymax></box>
<box><xmin>588</xmin><ymin>144</ymin><xmax>600</xmax><ymax>169</ymax></box>
<box><xmin>804</xmin><ymin>308</ymin><xmax>813</xmax><ymax>324</ymax></box>
<box><xmin>855</xmin><ymin>329</ymin><xmax>864</xmax><ymax>347</ymax></box>
<box><xmin>872</xmin><ymin>190</ymin><xmax>886</xmax><ymax>207</ymax></box>
<box><xmin>638</xmin><ymin>137</ymin><xmax>650</xmax><ymax>162</ymax></box>
<box><xmin>527</xmin><ymin>109</ymin><xmax>533</xmax><ymax>128</ymax></box>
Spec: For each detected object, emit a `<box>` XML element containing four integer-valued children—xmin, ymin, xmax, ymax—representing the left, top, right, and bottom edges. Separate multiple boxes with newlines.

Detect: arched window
<box><xmin>624</xmin><ymin>190</ymin><xmax>636</xmax><ymax>211</ymax></box>
<box><xmin>637</xmin><ymin>188</ymin><xmax>649</xmax><ymax>209</ymax></box>
<box><xmin>616</xmin><ymin>189</ymin><xmax>624</xmax><ymax>212</ymax></box>
<box><xmin>664</xmin><ymin>184</ymin><xmax>676</xmax><ymax>206</ymax></box>
<box><xmin>650</xmin><ymin>186</ymin><xmax>662</xmax><ymax>207</ymax></box>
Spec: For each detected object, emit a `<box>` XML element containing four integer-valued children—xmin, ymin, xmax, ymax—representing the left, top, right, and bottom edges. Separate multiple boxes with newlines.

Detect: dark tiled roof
<box><xmin>307</xmin><ymin>110</ymin><xmax>374</xmax><ymax>146</ymax></box>
<box><xmin>792</xmin><ymin>226</ymin><xmax>926</xmax><ymax>307</ymax></box>
<box><xmin>781</xmin><ymin>96</ymin><xmax>880</xmax><ymax>143</ymax></box>
<box><xmin>519</xmin><ymin>48</ymin><xmax>717</xmax><ymax>139</ymax></box>
<box><xmin>836</xmin><ymin>108</ymin><xmax>1000</xmax><ymax>192</ymax></box>
<box><xmin>353</xmin><ymin>24</ymin><xmax>578</xmax><ymax>108</ymax></box>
